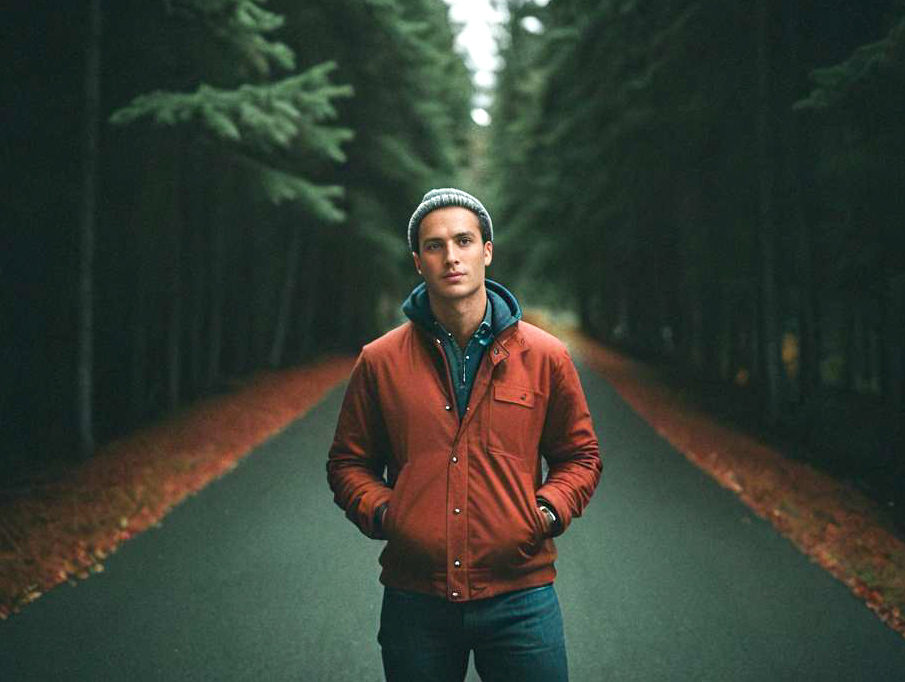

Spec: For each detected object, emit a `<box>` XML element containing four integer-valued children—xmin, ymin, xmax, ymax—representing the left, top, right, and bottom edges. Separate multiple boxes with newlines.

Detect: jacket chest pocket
<box><xmin>487</xmin><ymin>382</ymin><xmax>540</xmax><ymax>463</ymax></box>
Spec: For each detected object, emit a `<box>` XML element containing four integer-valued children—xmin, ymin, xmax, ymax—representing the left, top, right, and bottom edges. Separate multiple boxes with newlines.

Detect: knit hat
<box><xmin>407</xmin><ymin>188</ymin><xmax>493</xmax><ymax>252</ymax></box>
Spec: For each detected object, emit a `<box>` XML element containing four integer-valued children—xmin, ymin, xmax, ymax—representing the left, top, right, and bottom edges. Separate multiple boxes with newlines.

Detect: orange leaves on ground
<box><xmin>0</xmin><ymin>354</ymin><xmax>354</xmax><ymax>620</ymax></box>
<box><xmin>562</xmin><ymin>328</ymin><xmax>905</xmax><ymax>640</ymax></box>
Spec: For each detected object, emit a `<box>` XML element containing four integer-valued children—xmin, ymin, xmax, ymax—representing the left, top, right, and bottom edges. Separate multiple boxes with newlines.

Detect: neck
<box><xmin>429</xmin><ymin>284</ymin><xmax>487</xmax><ymax>349</ymax></box>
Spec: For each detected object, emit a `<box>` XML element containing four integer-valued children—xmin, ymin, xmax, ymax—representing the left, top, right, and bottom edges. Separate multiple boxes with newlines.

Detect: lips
<box><xmin>443</xmin><ymin>272</ymin><xmax>464</xmax><ymax>281</ymax></box>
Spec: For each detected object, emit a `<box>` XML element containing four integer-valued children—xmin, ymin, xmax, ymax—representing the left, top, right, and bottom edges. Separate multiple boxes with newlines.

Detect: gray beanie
<box><xmin>407</xmin><ymin>188</ymin><xmax>493</xmax><ymax>252</ymax></box>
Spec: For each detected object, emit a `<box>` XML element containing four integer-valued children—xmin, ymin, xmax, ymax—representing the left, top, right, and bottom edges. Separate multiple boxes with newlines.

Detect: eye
<box><xmin>458</xmin><ymin>236</ymin><xmax>473</xmax><ymax>245</ymax></box>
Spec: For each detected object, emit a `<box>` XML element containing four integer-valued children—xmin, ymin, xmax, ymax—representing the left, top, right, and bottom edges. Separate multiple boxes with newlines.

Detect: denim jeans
<box><xmin>378</xmin><ymin>583</ymin><xmax>569</xmax><ymax>682</ymax></box>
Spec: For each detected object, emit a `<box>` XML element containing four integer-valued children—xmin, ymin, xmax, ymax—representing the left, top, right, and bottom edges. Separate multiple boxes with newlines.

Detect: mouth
<box><xmin>443</xmin><ymin>272</ymin><xmax>465</xmax><ymax>281</ymax></box>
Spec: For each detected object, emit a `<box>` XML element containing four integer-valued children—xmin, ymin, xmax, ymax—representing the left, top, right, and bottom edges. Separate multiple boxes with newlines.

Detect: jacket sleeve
<box><xmin>536</xmin><ymin>346</ymin><xmax>602</xmax><ymax>536</ymax></box>
<box><xmin>326</xmin><ymin>348</ymin><xmax>394</xmax><ymax>539</ymax></box>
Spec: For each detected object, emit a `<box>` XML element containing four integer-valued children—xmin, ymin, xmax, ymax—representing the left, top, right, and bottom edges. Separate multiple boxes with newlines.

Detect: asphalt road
<box><xmin>2</xmin><ymin>361</ymin><xmax>904</xmax><ymax>681</ymax></box>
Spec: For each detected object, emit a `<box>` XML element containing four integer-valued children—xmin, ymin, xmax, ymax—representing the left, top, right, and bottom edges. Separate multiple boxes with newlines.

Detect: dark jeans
<box><xmin>378</xmin><ymin>583</ymin><xmax>569</xmax><ymax>682</ymax></box>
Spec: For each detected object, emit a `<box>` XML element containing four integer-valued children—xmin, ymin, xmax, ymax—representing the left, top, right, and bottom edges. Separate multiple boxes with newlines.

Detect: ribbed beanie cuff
<box><xmin>407</xmin><ymin>188</ymin><xmax>493</xmax><ymax>252</ymax></box>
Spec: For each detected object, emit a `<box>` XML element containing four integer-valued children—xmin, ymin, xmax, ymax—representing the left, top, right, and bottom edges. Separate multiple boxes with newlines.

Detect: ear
<box><xmin>412</xmin><ymin>251</ymin><xmax>423</xmax><ymax>275</ymax></box>
<box><xmin>483</xmin><ymin>241</ymin><xmax>493</xmax><ymax>267</ymax></box>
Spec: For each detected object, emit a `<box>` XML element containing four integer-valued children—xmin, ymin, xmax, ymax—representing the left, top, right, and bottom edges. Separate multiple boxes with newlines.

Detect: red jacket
<box><xmin>327</xmin><ymin>289</ymin><xmax>601</xmax><ymax>602</ymax></box>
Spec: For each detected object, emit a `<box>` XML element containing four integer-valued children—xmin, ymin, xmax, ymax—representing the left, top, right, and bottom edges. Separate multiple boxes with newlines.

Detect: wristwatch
<box><xmin>537</xmin><ymin>503</ymin><xmax>557</xmax><ymax>532</ymax></box>
<box><xmin>374</xmin><ymin>502</ymin><xmax>389</xmax><ymax>536</ymax></box>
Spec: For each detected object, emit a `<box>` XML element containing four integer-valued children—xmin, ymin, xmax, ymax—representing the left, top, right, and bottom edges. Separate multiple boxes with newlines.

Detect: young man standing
<box><xmin>327</xmin><ymin>188</ymin><xmax>602</xmax><ymax>682</ymax></box>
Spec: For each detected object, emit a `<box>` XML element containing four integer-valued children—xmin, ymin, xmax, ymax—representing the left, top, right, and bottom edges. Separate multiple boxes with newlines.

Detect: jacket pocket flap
<box><xmin>493</xmin><ymin>384</ymin><xmax>535</xmax><ymax>408</ymax></box>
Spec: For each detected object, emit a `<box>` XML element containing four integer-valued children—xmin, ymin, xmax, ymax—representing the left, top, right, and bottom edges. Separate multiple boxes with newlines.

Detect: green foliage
<box><xmin>174</xmin><ymin>0</ymin><xmax>295</xmax><ymax>75</ymax></box>
<box><xmin>794</xmin><ymin>9</ymin><xmax>905</xmax><ymax>290</ymax></box>
<box><xmin>253</xmin><ymin>166</ymin><xmax>346</xmax><ymax>221</ymax></box>
<box><xmin>795</xmin><ymin>16</ymin><xmax>905</xmax><ymax>111</ymax></box>
<box><xmin>272</xmin><ymin>0</ymin><xmax>473</xmax><ymax>279</ymax></box>
<box><xmin>111</xmin><ymin>64</ymin><xmax>354</xmax><ymax>164</ymax></box>
<box><xmin>110</xmin><ymin>1</ymin><xmax>355</xmax><ymax>218</ymax></box>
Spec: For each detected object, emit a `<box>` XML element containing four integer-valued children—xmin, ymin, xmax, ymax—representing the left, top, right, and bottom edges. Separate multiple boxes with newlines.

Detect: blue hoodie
<box><xmin>402</xmin><ymin>279</ymin><xmax>523</xmax><ymax>418</ymax></box>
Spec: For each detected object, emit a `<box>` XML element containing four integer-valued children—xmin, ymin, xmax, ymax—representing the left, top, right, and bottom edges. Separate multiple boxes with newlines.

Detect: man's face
<box><xmin>412</xmin><ymin>206</ymin><xmax>493</xmax><ymax>304</ymax></box>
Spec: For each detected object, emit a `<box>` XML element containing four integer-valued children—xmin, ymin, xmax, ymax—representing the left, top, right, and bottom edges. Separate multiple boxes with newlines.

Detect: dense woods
<box><xmin>6</xmin><ymin>0</ymin><xmax>471</xmax><ymax>466</ymax></box>
<box><xmin>4</xmin><ymin>0</ymin><xmax>904</xmax><ymax>508</ymax></box>
<box><xmin>486</xmin><ymin>0</ymin><xmax>905</xmax><ymax>500</ymax></box>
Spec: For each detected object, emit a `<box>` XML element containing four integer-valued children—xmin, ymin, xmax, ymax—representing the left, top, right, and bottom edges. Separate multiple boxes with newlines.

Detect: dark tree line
<box><xmin>6</xmin><ymin>0</ymin><xmax>903</xmax><ymax>502</ymax></box>
<box><xmin>4</xmin><ymin>0</ymin><xmax>472</xmax><ymax>471</ymax></box>
<box><xmin>487</xmin><ymin>0</ymin><xmax>905</xmax><ymax>495</ymax></box>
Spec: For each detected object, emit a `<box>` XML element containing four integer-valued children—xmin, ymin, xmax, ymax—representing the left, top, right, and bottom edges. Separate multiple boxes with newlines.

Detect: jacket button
<box><xmin>452</xmin><ymin>591</ymin><xmax>460</xmax><ymax>598</ymax></box>
<box><xmin>454</xmin><ymin>560</ymin><xmax>461</xmax><ymax>567</ymax></box>
<box><xmin>445</xmin><ymin>404</ymin><xmax>451</xmax><ymax>410</ymax></box>
<box><xmin>453</xmin><ymin>508</ymin><xmax>461</xmax><ymax>514</ymax></box>
<box><xmin>451</xmin><ymin>456</ymin><xmax>458</xmax><ymax>463</ymax></box>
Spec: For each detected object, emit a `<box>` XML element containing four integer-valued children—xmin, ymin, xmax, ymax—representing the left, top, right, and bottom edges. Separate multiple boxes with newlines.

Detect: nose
<box><xmin>443</xmin><ymin>243</ymin><xmax>460</xmax><ymax>266</ymax></box>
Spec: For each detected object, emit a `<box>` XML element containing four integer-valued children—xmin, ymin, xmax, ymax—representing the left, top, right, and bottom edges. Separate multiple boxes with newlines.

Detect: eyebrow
<box><xmin>423</xmin><ymin>231</ymin><xmax>478</xmax><ymax>244</ymax></box>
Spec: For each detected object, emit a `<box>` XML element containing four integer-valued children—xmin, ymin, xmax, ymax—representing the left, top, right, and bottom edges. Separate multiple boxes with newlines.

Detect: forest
<box><xmin>4</xmin><ymin>0</ymin><xmax>904</xmax><ymax>509</ymax></box>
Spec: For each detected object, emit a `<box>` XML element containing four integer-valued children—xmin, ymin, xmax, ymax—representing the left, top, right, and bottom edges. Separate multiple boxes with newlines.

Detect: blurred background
<box><xmin>3</xmin><ymin>0</ymin><xmax>904</xmax><ymax>514</ymax></box>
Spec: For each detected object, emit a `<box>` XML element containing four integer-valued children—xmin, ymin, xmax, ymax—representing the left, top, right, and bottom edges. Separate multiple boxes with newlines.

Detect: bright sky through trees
<box><xmin>445</xmin><ymin>0</ymin><xmax>548</xmax><ymax>125</ymax></box>
<box><xmin>444</xmin><ymin>0</ymin><xmax>506</xmax><ymax>126</ymax></box>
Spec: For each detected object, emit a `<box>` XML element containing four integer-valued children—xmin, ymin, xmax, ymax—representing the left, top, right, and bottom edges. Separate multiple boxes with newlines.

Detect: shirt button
<box><xmin>453</xmin><ymin>508</ymin><xmax>461</xmax><ymax>514</ymax></box>
<box><xmin>454</xmin><ymin>560</ymin><xmax>461</xmax><ymax>568</ymax></box>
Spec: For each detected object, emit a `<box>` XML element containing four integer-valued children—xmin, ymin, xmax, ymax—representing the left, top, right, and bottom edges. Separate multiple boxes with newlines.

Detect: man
<box><xmin>327</xmin><ymin>188</ymin><xmax>601</xmax><ymax>682</ymax></box>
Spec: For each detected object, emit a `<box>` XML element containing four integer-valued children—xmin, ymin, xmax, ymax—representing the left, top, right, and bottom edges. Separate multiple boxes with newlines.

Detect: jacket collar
<box><xmin>402</xmin><ymin>279</ymin><xmax>522</xmax><ymax>338</ymax></box>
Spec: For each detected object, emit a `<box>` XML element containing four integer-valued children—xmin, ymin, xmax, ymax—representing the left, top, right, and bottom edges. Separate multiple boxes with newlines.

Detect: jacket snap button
<box><xmin>454</xmin><ymin>560</ymin><xmax>461</xmax><ymax>568</ymax></box>
<box><xmin>453</xmin><ymin>508</ymin><xmax>461</xmax><ymax>514</ymax></box>
<box><xmin>445</xmin><ymin>404</ymin><xmax>451</xmax><ymax>410</ymax></box>
<box><xmin>451</xmin><ymin>456</ymin><xmax>458</xmax><ymax>463</ymax></box>
<box><xmin>452</xmin><ymin>591</ymin><xmax>460</xmax><ymax>598</ymax></box>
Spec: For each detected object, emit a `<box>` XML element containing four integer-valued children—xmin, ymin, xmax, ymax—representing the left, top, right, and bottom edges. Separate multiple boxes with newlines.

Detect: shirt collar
<box><xmin>432</xmin><ymin>296</ymin><xmax>494</xmax><ymax>346</ymax></box>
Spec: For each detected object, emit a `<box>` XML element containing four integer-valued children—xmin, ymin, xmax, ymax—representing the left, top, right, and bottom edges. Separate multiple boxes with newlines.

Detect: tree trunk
<box><xmin>677</xmin><ymin>174</ymin><xmax>705</xmax><ymax>371</ymax></box>
<box><xmin>206</xmin><ymin>159</ymin><xmax>239</xmax><ymax>386</ymax></box>
<box><xmin>270</xmin><ymin>225</ymin><xmax>302</xmax><ymax>368</ymax></box>
<box><xmin>718</xmin><ymin>287</ymin><xmax>733</xmax><ymax>381</ymax></box>
<box><xmin>296</xmin><ymin>238</ymin><xmax>321</xmax><ymax>358</ymax></box>
<box><xmin>756</xmin><ymin>0</ymin><xmax>782</xmax><ymax>425</ymax></box>
<box><xmin>166</xmin><ymin>140</ymin><xmax>184</xmax><ymax>411</ymax></box>
<box><xmin>207</xmin><ymin>191</ymin><xmax>227</xmax><ymax>386</ymax></box>
<box><xmin>188</xmin><ymin>205</ymin><xmax>206</xmax><ymax>394</ymax></box>
<box><xmin>130</xmin><ymin>134</ymin><xmax>168</xmax><ymax>421</ymax></box>
<box><xmin>232</xmin><ymin>220</ymin><xmax>254</xmax><ymax>373</ymax></box>
<box><xmin>885</xmin><ymin>274</ymin><xmax>905</xmax><ymax>409</ymax></box>
<box><xmin>783</xmin><ymin>0</ymin><xmax>820</xmax><ymax>409</ymax></box>
<box><xmin>77</xmin><ymin>0</ymin><xmax>102</xmax><ymax>459</ymax></box>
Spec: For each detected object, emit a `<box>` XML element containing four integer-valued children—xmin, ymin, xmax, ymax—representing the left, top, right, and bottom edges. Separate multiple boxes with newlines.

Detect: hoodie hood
<box><xmin>402</xmin><ymin>279</ymin><xmax>522</xmax><ymax>337</ymax></box>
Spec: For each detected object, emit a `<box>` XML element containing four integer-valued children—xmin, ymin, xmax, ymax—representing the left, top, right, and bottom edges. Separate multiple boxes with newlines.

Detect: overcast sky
<box><xmin>443</xmin><ymin>0</ymin><xmax>506</xmax><ymax>124</ymax></box>
<box><xmin>443</xmin><ymin>0</ymin><xmax>547</xmax><ymax>124</ymax></box>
